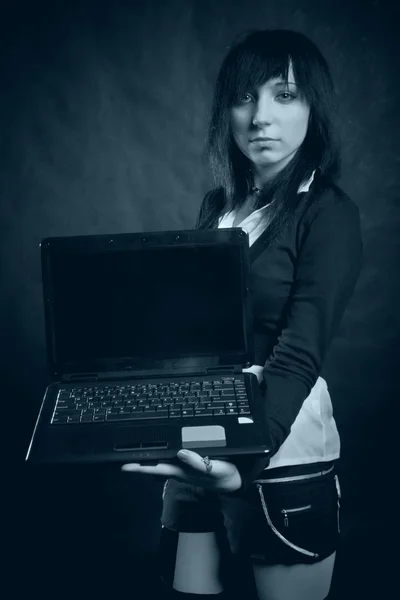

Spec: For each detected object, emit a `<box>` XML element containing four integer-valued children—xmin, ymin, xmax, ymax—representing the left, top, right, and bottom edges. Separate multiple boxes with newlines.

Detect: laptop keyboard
<box><xmin>51</xmin><ymin>378</ymin><xmax>252</xmax><ymax>425</ymax></box>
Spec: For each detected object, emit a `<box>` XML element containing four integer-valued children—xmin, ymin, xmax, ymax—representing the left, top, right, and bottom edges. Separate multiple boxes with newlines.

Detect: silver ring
<box><xmin>202</xmin><ymin>456</ymin><xmax>213</xmax><ymax>474</ymax></box>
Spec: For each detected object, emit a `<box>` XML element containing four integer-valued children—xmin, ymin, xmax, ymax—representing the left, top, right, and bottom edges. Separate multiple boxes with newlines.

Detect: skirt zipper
<box><xmin>281</xmin><ymin>504</ymin><xmax>312</xmax><ymax>527</ymax></box>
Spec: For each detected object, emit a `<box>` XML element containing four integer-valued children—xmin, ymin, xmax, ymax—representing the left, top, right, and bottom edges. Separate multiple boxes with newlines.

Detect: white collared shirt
<box><xmin>218</xmin><ymin>171</ymin><xmax>316</xmax><ymax>246</ymax></box>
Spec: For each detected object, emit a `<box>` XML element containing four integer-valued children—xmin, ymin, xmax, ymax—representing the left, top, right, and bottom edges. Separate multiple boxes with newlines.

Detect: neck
<box><xmin>250</xmin><ymin>149</ymin><xmax>298</xmax><ymax>188</ymax></box>
<box><xmin>251</xmin><ymin>165</ymin><xmax>276</xmax><ymax>189</ymax></box>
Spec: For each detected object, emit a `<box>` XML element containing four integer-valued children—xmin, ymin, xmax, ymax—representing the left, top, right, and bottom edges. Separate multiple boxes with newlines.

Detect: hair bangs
<box><xmin>227</xmin><ymin>48</ymin><xmax>292</xmax><ymax>106</ymax></box>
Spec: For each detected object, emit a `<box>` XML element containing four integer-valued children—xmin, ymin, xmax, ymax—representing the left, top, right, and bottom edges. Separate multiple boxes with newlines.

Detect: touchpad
<box><xmin>181</xmin><ymin>425</ymin><xmax>227</xmax><ymax>448</ymax></box>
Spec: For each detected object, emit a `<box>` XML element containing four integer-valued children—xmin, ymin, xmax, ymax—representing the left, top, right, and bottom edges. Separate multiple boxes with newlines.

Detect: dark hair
<box><xmin>197</xmin><ymin>29</ymin><xmax>341</xmax><ymax>242</ymax></box>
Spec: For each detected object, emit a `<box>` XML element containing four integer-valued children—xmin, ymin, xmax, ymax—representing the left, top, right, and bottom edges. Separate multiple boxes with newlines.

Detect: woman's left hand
<box><xmin>121</xmin><ymin>449</ymin><xmax>243</xmax><ymax>494</ymax></box>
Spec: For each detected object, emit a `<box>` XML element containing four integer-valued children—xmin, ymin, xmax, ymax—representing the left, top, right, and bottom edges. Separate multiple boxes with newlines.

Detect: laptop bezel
<box><xmin>40</xmin><ymin>229</ymin><xmax>255</xmax><ymax>379</ymax></box>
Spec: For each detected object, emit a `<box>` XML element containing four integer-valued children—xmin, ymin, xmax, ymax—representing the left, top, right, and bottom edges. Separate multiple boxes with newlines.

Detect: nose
<box><xmin>252</xmin><ymin>96</ymin><xmax>273</xmax><ymax>127</ymax></box>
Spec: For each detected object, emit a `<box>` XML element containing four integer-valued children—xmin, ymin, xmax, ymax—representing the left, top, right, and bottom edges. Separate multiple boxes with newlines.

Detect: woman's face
<box><xmin>230</xmin><ymin>63</ymin><xmax>311</xmax><ymax>179</ymax></box>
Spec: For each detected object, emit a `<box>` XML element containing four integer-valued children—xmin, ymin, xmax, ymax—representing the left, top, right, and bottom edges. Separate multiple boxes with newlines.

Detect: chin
<box><xmin>252</xmin><ymin>154</ymin><xmax>281</xmax><ymax>167</ymax></box>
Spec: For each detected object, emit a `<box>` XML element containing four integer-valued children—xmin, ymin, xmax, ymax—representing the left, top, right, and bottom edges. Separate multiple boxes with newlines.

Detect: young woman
<box><xmin>122</xmin><ymin>29</ymin><xmax>363</xmax><ymax>600</ymax></box>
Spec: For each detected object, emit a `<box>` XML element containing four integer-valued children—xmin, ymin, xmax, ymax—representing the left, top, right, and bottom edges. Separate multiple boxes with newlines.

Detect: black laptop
<box><xmin>26</xmin><ymin>228</ymin><xmax>272</xmax><ymax>465</ymax></box>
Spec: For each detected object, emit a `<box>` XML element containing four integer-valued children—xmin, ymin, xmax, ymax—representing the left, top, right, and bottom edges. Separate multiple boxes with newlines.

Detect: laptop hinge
<box><xmin>61</xmin><ymin>373</ymin><xmax>99</xmax><ymax>383</ymax></box>
<box><xmin>205</xmin><ymin>365</ymin><xmax>242</xmax><ymax>376</ymax></box>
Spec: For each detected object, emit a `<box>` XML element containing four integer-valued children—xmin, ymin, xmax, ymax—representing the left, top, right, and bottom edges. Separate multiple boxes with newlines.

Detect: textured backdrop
<box><xmin>1</xmin><ymin>1</ymin><xmax>398</xmax><ymax>598</ymax></box>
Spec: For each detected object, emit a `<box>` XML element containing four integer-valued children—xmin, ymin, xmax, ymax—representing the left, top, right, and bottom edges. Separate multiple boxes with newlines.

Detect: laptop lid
<box><xmin>41</xmin><ymin>229</ymin><xmax>255</xmax><ymax>380</ymax></box>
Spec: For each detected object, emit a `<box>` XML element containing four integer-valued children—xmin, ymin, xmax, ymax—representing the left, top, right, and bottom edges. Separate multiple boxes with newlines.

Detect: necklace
<box><xmin>250</xmin><ymin>183</ymin><xmax>275</xmax><ymax>209</ymax></box>
<box><xmin>250</xmin><ymin>184</ymin><xmax>262</xmax><ymax>195</ymax></box>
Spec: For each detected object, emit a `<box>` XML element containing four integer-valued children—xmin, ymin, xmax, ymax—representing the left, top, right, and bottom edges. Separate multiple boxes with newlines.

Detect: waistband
<box><xmin>254</xmin><ymin>464</ymin><xmax>335</xmax><ymax>484</ymax></box>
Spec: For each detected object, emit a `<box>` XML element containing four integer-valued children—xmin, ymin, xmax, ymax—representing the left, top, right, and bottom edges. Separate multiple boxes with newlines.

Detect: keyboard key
<box><xmin>174</xmin><ymin>399</ymin><xmax>187</xmax><ymax>406</ymax></box>
<box><xmin>213</xmin><ymin>408</ymin><xmax>226</xmax><ymax>416</ymax></box>
<box><xmin>107</xmin><ymin>411</ymin><xmax>167</xmax><ymax>421</ymax></box>
<box><xmin>154</xmin><ymin>410</ymin><xmax>168</xmax><ymax>418</ymax></box>
<box><xmin>169</xmin><ymin>409</ymin><xmax>181</xmax><ymax>418</ymax></box>
<box><xmin>208</xmin><ymin>401</ymin><xmax>226</xmax><ymax>409</ymax></box>
<box><xmin>52</xmin><ymin>415</ymin><xmax>68</xmax><ymax>424</ymax></box>
<box><xmin>80</xmin><ymin>414</ymin><xmax>94</xmax><ymax>423</ymax></box>
<box><xmin>238</xmin><ymin>408</ymin><xmax>251</xmax><ymax>415</ymax></box>
<box><xmin>67</xmin><ymin>415</ymin><xmax>81</xmax><ymax>423</ymax></box>
<box><xmin>56</xmin><ymin>400</ymin><xmax>76</xmax><ymax>408</ymax></box>
<box><xmin>55</xmin><ymin>409</ymin><xmax>81</xmax><ymax>418</ymax></box>
<box><xmin>225</xmin><ymin>401</ymin><xmax>236</xmax><ymax>408</ymax></box>
<box><xmin>75</xmin><ymin>400</ymin><xmax>88</xmax><ymax>407</ymax></box>
<box><xmin>181</xmin><ymin>408</ymin><xmax>194</xmax><ymax>418</ymax></box>
<box><xmin>195</xmin><ymin>409</ymin><xmax>213</xmax><ymax>417</ymax></box>
<box><xmin>93</xmin><ymin>415</ymin><xmax>105</xmax><ymax>422</ymax></box>
<box><xmin>106</xmin><ymin>413</ymin><xmax>143</xmax><ymax>421</ymax></box>
<box><xmin>163</xmin><ymin>399</ymin><xmax>175</xmax><ymax>406</ymax></box>
<box><xmin>55</xmin><ymin>405</ymin><xmax>75</xmax><ymax>412</ymax></box>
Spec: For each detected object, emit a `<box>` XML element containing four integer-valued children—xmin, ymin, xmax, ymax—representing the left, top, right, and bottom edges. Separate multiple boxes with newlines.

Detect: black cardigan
<box><xmin>197</xmin><ymin>180</ymin><xmax>363</xmax><ymax>493</ymax></box>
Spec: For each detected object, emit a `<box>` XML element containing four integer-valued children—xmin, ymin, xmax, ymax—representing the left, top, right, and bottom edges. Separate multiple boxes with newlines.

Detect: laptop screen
<box><xmin>47</xmin><ymin>242</ymin><xmax>248</xmax><ymax>371</ymax></box>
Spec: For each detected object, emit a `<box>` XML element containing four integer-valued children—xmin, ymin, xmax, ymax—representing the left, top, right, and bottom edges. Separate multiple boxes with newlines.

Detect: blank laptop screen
<box><xmin>48</xmin><ymin>245</ymin><xmax>246</xmax><ymax>364</ymax></box>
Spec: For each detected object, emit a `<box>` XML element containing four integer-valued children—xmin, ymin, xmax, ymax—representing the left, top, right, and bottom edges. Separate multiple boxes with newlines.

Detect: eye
<box><xmin>277</xmin><ymin>92</ymin><xmax>296</xmax><ymax>102</ymax></box>
<box><xmin>238</xmin><ymin>93</ymin><xmax>254</xmax><ymax>104</ymax></box>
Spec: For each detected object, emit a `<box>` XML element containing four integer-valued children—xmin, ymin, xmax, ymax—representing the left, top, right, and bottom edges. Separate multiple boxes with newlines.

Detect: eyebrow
<box><xmin>273</xmin><ymin>80</ymin><xmax>298</xmax><ymax>87</ymax></box>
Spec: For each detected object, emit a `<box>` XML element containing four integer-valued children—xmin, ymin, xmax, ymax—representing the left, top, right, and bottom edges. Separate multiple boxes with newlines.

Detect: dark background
<box><xmin>2</xmin><ymin>1</ymin><xmax>398</xmax><ymax>598</ymax></box>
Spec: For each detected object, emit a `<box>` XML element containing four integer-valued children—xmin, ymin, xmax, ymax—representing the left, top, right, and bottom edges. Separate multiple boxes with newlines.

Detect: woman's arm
<box><xmin>232</xmin><ymin>197</ymin><xmax>363</xmax><ymax>493</ymax></box>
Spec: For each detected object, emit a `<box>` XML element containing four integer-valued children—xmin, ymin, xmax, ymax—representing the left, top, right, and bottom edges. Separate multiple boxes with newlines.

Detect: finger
<box><xmin>121</xmin><ymin>462</ymin><xmax>183</xmax><ymax>478</ymax></box>
<box><xmin>177</xmin><ymin>449</ymin><xmax>211</xmax><ymax>474</ymax></box>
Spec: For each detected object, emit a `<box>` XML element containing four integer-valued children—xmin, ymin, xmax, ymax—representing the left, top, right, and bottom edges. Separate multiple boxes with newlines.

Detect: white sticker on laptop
<box><xmin>238</xmin><ymin>416</ymin><xmax>254</xmax><ymax>424</ymax></box>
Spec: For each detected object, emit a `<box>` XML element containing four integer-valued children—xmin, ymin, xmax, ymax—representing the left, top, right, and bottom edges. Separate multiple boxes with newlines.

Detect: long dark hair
<box><xmin>197</xmin><ymin>29</ymin><xmax>341</xmax><ymax>242</ymax></box>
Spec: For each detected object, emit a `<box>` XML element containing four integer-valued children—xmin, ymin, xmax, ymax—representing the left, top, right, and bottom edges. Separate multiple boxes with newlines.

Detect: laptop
<box><xmin>26</xmin><ymin>228</ymin><xmax>272</xmax><ymax>466</ymax></box>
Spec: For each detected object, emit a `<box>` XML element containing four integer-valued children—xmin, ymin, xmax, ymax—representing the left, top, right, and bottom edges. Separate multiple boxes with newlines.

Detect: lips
<box><xmin>251</xmin><ymin>137</ymin><xmax>277</xmax><ymax>142</ymax></box>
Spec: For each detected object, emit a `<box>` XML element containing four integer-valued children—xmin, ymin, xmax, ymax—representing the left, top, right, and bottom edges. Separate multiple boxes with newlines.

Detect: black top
<box><xmin>197</xmin><ymin>179</ymin><xmax>363</xmax><ymax>493</ymax></box>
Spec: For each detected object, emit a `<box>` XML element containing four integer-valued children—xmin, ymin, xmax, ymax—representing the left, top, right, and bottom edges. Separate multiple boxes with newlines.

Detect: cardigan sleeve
<box><xmin>231</xmin><ymin>198</ymin><xmax>363</xmax><ymax>494</ymax></box>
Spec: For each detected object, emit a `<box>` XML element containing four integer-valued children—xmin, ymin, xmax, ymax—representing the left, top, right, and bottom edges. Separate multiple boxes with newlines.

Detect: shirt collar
<box><xmin>218</xmin><ymin>169</ymin><xmax>317</xmax><ymax>233</ymax></box>
<box><xmin>297</xmin><ymin>169</ymin><xmax>316</xmax><ymax>194</ymax></box>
